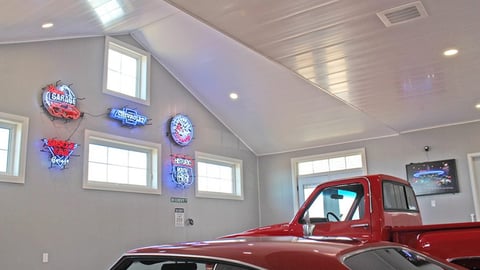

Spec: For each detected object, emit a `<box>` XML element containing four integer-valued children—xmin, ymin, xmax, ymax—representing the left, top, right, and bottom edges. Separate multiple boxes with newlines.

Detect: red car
<box><xmin>109</xmin><ymin>236</ymin><xmax>464</xmax><ymax>270</ymax></box>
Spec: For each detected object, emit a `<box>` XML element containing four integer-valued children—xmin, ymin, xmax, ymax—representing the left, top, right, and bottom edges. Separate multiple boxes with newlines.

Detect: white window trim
<box><xmin>102</xmin><ymin>36</ymin><xmax>151</xmax><ymax>105</ymax></box>
<box><xmin>0</xmin><ymin>112</ymin><xmax>28</xmax><ymax>184</ymax></box>
<box><xmin>291</xmin><ymin>148</ymin><xmax>367</xmax><ymax>211</ymax></box>
<box><xmin>83</xmin><ymin>129</ymin><xmax>161</xmax><ymax>194</ymax></box>
<box><xmin>293</xmin><ymin>148</ymin><xmax>367</xmax><ymax>176</ymax></box>
<box><xmin>195</xmin><ymin>151</ymin><xmax>244</xmax><ymax>200</ymax></box>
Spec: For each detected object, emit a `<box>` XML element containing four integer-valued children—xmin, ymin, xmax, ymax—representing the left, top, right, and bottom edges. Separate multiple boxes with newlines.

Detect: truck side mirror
<box><xmin>302</xmin><ymin>215</ymin><xmax>314</xmax><ymax>237</ymax></box>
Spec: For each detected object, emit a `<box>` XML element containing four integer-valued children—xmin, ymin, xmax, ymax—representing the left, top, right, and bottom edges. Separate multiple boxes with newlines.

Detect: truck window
<box><xmin>383</xmin><ymin>181</ymin><xmax>418</xmax><ymax>211</ymax></box>
<box><xmin>303</xmin><ymin>183</ymin><xmax>364</xmax><ymax>223</ymax></box>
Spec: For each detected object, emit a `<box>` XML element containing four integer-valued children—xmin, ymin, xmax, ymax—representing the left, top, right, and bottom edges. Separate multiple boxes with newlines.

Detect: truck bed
<box><xmin>391</xmin><ymin>221</ymin><xmax>480</xmax><ymax>263</ymax></box>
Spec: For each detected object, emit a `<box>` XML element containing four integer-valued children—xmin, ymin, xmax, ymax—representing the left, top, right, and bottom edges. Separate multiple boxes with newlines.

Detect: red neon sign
<box><xmin>42</xmin><ymin>138</ymin><xmax>78</xmax><ymax>169</ymax></box>
<box><xmin>42</xmin><ymin>81</ymin><xmax>81</xmax><ymax>120</ymax></box>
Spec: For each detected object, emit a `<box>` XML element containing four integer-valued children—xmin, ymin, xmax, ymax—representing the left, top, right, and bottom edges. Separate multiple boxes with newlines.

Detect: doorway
<box><xmin>292</xmin><ymin>148</ymin><xmax>367</xmax><ymax>212</ymax></box>
<box><xmin>468</xmin><ymin>152</ymin><xmax>480</xmax><ymax>221</ymax></box>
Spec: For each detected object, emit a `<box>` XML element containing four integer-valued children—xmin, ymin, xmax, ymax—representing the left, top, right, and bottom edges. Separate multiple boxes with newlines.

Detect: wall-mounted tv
<box><xmin>405</xmin><ymin>159</ymin><xmax>459</xmax><ymax>196</ymax></box>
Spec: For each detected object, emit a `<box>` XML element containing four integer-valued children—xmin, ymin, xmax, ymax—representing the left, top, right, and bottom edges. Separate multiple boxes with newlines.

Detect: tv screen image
<box><xmin>405</xmin><ymin>159</ymin><xmax>459</xmax><ymax>196</ymax></box>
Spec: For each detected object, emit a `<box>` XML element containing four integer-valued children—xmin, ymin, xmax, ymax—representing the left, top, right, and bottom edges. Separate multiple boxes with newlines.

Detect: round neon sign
<box><xmin>42</xmin><ymin>82</ymin><xmax>81</xmax><ymax>120</ymax></box>
<box><xmin>169</xmin><ymin>114</ymin><xmax>194</xmax><ymax>146</ymax></box>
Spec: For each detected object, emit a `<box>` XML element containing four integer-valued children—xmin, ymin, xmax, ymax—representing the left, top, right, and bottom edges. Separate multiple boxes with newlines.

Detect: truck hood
<box><xmin>221</xmin><ymin>222</ymin><xmax>295</xmax><ymax>238</ymax></box>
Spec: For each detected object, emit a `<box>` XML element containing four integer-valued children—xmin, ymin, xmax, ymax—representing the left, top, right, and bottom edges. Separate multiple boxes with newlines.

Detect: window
<box><xmin>293</xmin><ymin>148</ymin><xmax>367</xmax><ymax>208</ymax></box>
<box><xmin>0</xmin><ymin>112</ymin><xmax>28</xmax><ymax>184</ymax></box>
<box><xmin>382</xmin><ymin>181</ymin><xmax>418</xmax><ymax>211</ymax></box>
<box><xmin>83</xmin><ymin>130</ymin><xmax>161</xmax><ymax>194</ymax></box>
<box><xmin>195</xmin><ymin>152</ymin><xmax>243</xmax><ymax>200</ymax></box>
<box><xmin>302</xmin><ymin>183</ymin><xmax>365</xmax><ymax>223</ymax></box>
<box><xmin>111</xmin><ymin>256</ymin><xmax>256</xmax><ymax>270</ymax></box>
<box><xmin>298</xmin><ymin>151</ymin><xmax>364</xmax><ymax>176</ymax></box>
<box><xmin>103</xmin><ymin>36</ymin><xmax>151</xmax><ymax>105</ymax></box>
<box><xmin>344</xmin><ymin>247</ymin><xmax>456</xmax><ymax>270</ymax></box>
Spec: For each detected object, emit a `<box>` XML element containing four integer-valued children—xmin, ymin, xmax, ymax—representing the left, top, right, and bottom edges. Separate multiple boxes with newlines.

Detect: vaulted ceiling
<box><xmin>2</xmin><ymin>0</ymin><xmax>480</xmax><ymax>155</ymax></box>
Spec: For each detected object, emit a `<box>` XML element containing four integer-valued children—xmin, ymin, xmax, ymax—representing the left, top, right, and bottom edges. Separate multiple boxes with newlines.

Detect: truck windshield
<box><xmin>303</xmin><ymin>183</ymin><xmax>364</xmax><ymax>223</ymax></box>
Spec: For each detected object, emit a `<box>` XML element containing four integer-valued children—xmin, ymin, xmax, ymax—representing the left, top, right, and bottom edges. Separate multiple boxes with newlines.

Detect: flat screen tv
<box><xmin>405</xmin><ymin>159</ymin><xmax>459</xmax><ymax>196</ymax></box>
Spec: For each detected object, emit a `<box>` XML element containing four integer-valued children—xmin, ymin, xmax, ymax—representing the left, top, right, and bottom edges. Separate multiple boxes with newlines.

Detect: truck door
<box><xmin>301</xmin><ymin>180</ymin><xmax>372</xmax><ymax>240</ymax></box>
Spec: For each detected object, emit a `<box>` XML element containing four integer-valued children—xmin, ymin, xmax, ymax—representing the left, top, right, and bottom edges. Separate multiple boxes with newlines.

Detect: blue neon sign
<box><xmin>171</xmin><ymin>154</ymin><xmax>194</xmax><ymax>188</ymax></box>
<box><xmin>109</xmin><ymin>107</ymin><xmax>149</xmax><ymax>127</ymax></box>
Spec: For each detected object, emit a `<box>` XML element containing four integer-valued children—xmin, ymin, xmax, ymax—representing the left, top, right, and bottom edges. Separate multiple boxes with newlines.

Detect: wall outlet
<box><xmin>431</xmin><ymin>200</ymin><xmax>436</xmax><ymax>207</ymax></box>
<box><xmin>42</xmin><ymin>253</ymin><xmax>48</xmax><ymax>263</ymax></box>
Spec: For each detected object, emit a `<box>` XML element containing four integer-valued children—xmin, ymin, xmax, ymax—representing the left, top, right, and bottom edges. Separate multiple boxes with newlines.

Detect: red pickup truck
<box><xmin>225</xmin><ymin>174</ymin><xmax>480</xmax><ymax>269</ymax></box>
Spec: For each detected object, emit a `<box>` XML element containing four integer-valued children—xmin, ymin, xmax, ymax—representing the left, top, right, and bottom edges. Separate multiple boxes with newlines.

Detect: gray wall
<box><xmin>0</xmin><ymin>36</ymin><xmax>259</xmax><ymax>270</ymax></box>
<box><xmin>2</xmin><ymin>34</ymin><xmax>480</xmax><ymax>270</ymax></box>
<box><xmin>258</xmin><ymin>121</ymin><xmax>480</xmax><ymax>226</ymax></box>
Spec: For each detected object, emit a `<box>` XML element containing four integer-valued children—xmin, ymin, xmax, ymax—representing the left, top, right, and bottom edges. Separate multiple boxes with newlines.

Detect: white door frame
<box><xmin>467</xmin><ymin>152</ymin><xmax>480</xmax><ymax>221</ymax></box>
<box><xmin>290</xmin><ymin>148</ymin><xmax>367</xmax><ymax>213</ymax></box>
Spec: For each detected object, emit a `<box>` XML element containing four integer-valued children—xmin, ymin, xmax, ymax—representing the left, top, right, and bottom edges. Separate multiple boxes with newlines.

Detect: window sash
<box><xmin>293</xmin><ymin>148</ymin><xmax>367</xmax><ymax>210</ymax></box>
<box><xmin>297</xmin><ymin>151</ymin><xmax>365</xmax><ymax>176</ymax></box>
<box><xmin>0</xmin><ymin>124</ymin><xmax>14</xmax><ymax>175</ymax></box>
<box><xmin>107</xmin><ymin>43</ymin><xmax>142</xmax><ymax>97</ymax></box>
<box><xmin>0</xmin><ymin>112</ymin><xmax>28</xmax><ymax>184</ymax></box>
<box><xmin>87</xmin><ymin>142</ymin><xmax>151</xmax><ymax>186</ymax></box>
<box><xmin>195</xmin><ymin>152</ymin><xmax>243</xmax><ymax>200</ymax></box>
<box><xmin>83</xmin><ymin>130</ymin><xmax>160</xmax><ymax>194</ymax></box>
<box><xmin>103</xmin><ymin>36</ymin><xmax>150</xmax><ymax>105</ymax></box>
<box><xmin>197</xmin><ymin>161</ymin><xmax>235</xmax><ymax>194</ymax></box>
<box><xmin>383</xmin><ymin>181</ymin><xmax>419</xmax><ymax>212</ymax></box>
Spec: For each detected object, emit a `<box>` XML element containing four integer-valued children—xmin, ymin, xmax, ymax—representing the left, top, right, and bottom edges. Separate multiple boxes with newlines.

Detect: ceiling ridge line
<box><xmin>132</xmin><ymin>32</ymin><xmax>259</xmax><ymax>156</ymax></box>
<box><xmin>306</xmin><ymin>80</ymin><xmax>401</xmax><ymax>132</ymax></box>
<box><xmin>160</xmin><ymin>7</ymin><xmax>402</xmax><ymax>145</ymax></box>
<box><xmin>129</xmin><ymin>3</ymin><xmax>182</xmax><ymax>33</ymax></box>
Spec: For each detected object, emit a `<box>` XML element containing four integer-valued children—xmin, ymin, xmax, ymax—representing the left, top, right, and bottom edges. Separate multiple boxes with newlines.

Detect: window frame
<box><xmin>0</xmin><ymin>112</ymin><xmax>28</xmax><ymax>184</ymax></box>
<box><xmin>296</xmin><ymin>149</ymin><xmax>366</xmax><ymax>176</ymax></box>
<box><xmin>195</xmin><ymin>151</ymin><xmax>244</xmax><ymax>200</ymax></box>
<box><xmin>102</xmin><ymin>36</ymin><xmax>151</xmax><ymax>105</ymax></box>
<box><xmin>301</xmin><ymin>183</ymin><xmax>365</xmax><ymax>223</ymax></box>
<box><xmin>82</xmin><ymin>129</ymin><xmax>161</xmax><ymax>194</ymax></box>
<box><xmin>292</xmin><ymin>148</ymin><xmax>367</xmax><ymax>211</ymax></box>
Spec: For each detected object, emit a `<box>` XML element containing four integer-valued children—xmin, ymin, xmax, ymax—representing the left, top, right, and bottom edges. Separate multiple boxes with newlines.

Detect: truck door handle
<box><xmin>351</xmin><ymin>223</ymin><xmax>369</xmax><ymax>229</ymax></box>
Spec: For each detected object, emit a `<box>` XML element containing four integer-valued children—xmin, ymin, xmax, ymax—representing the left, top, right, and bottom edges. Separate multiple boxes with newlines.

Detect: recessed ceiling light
<box><xmin>475</xmin><ymin>103</ymin><xmax>480</xmax><ymax>110</ymax></box>
<box><xmin>42</xmin><ymin>22</ymin><xmax>54</xmax><ymax>29</ymax></box>
<box><xmin>229</xmin><ymin>93</ymin><xmax>239</xmax><ymax>100</ymax></box>
<box><xmin>443</xmin><ymin>48</ymin><xmax>458</xmax><ymax>56</ymax></box>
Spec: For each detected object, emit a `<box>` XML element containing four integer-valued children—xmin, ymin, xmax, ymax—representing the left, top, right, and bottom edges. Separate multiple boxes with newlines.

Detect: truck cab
<box><xmin>225</xmin><ymin>174</ymin><xmax>422</xmax><ymax>241</ymax></box>
<box><xmin>296</xmin><ymin>174</ymin><xmax>422</xmax><ymax>241</ymax></box>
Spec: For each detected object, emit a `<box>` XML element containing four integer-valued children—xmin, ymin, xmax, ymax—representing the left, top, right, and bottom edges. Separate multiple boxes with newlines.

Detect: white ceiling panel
<box><xmin>132</xmin><ymin>9</ymin><xmax>398</xmax><ymax>154</ymax></box>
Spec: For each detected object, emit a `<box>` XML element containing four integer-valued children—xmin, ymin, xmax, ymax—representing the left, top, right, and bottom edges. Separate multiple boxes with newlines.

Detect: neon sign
<box><xmin>41</xmin><ymin>138</ymin><xmax>78</xmax><ymax>169</ymax></box>
<box><xmin>169</xmin><ymin>114</ymin><xmax>194</xmax><ymax>146</ymax></box>
<box><xmin>42</xmin><ymin>81</ymin><xmax>82</xmax><ymax>120</ymax></box>
<box><xmin>171</xmin><ymin>154</ymin><xmax>194</xmax><ymax>188</ymax></box>
<box><xmin>109</xmin><ymin>107</ymin><xmax>149</xmax><ymax>127</ymax></box>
